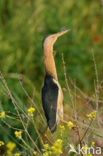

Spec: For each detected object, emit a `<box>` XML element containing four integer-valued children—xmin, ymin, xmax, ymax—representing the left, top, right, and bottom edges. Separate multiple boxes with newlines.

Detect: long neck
<box><xmin>43</xmin><ymin>45</ymin><xmax>58</xmax><ymax>80</ymax></box>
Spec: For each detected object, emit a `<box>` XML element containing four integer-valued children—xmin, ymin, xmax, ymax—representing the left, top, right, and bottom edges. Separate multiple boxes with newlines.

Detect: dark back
<box><xmin>42</xmin><ymin>75</ymin><xmax>58</xmax><ymax>132</ymax></box>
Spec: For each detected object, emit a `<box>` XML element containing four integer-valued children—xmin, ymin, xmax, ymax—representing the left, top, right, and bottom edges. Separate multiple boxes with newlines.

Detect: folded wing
<box><xmin>42</xmin><ymin>75</ymin><xmax>58</xmax><ymax>132</ymax></box>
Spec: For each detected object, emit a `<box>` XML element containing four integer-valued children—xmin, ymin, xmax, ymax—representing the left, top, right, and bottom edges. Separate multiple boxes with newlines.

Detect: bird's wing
<box><xmin>42</xmin><ymin>75</ymin><xmax>58</xmax><ymax>132</ymax></box>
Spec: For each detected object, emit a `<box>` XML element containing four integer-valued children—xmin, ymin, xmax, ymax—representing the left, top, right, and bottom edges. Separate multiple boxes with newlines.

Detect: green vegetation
<box><xmin>0</xmin><ymin>0</ymin><xmax>103</xmax><ymax>155</ymax></box>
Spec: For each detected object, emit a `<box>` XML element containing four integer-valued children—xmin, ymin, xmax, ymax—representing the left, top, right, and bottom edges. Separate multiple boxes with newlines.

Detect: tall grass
<box><xmin>0</xmin><ymin>52</ymin><xmax>103</xmax><ymax>155</ymax></box>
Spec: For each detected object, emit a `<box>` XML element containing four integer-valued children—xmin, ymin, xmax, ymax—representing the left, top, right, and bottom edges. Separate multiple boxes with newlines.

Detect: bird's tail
<box><xmin>48</xmin><ymin>121</ymin><xmax>57</xmax><ymax>133</ymax></box>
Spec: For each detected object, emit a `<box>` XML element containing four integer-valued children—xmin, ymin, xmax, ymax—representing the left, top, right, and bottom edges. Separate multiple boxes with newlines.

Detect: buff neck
<box><xmin>43</xmin><ymin>44</ymin><xmax>58</xmax><ymax>80</ymax></box>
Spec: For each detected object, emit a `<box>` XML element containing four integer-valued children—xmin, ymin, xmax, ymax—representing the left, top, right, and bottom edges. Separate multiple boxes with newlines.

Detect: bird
<box><xmin>42</xmin><ymin>30</ymin><xmax>69</xmax><ymax>132</ymax></box>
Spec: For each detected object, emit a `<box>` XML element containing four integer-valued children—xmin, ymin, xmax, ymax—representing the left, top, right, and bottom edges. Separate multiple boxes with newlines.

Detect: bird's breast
<box><xmin>53</xmin><ymin>79</ymin><xmax>63</xmax><ymax>123</ymax></box>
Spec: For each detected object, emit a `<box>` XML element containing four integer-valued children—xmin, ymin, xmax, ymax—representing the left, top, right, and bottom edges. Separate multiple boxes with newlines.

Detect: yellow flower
<box><xmin>86</xmin><ymin>114</ymin><xmax>92</xmax><ymax>120</ymax></box>
<box><xmin>0</xmin><ymin>111</ymin><xmax>5</xmax><ymax>118</ymax></box>
<box><xmin>56</xmin><ymin>139</ymin><xmax>62</xmax><ymax>144</ymax></box>
<box><xmin>51</xmin><ymin>146</ymin><xmax>56</xmax><ymax>151</ymax></box>
<box><xmin>33</xmin><ymin>151</ymin><xmax>37</xmax><ymax>155</ymax></box>
<box><xmin>0</xmin><ymin>141</ymin><xmax>4</xmax><ymax>146</ymax></box>
<box><xmin>67</xmin><ymin>121</ymin><xmax>74</xmax><ymax>129</ymax></box>
<box><xmin>43</xmin><ymin>151</ymin><xmax>49</xmax><ymax>156</ymax></box>
<box><xmin>28</xmin><ymin>107</ymin><xmax>35</xmax><ymax>116</ymax></box>
<box><xmin>51</xmin><ymin>139</ymin><xmax>62</xmax><ymax>155</ymax></box>
<box><xmin>59</xmin><ymin>125</ymin><xmax>65</xmax><ymax>131</ymax></box>
<box><xmin>14</xmin><ymin>153</ymin><xmax>21</xmax><ymax>156</ymax></box>
<box><xmin>52</xmin><ymin>147</ymin><xmax>62</xmax><ymax>155</ymax></box>
<box><xmin>82</xmin><ymin>145</ymin><xmax>88</xmax><ymax>153</ymax></box>
<box><xmin>92</xmin><ymin>111</ymin><xmax>96</xmax><ymax>116</ymax></box>
<box><xmin>91</xmin><ymin>141</ymin><xmax>95</xmax><ymax>147</ymax></box>
<box><xmin>15</xmin><ymin>130</ymin><xmax>22</xmax><ymax>139</ymax></box>
<box><xmin>71</xmin><ymin>144</ymin><xmax>74</xmax><ymax>147</ymax></box>
<box><xmin>43</xmin><ymin>144</ymin><xmax>49</xmax><ymax>149</ymax></box>
<box><xmin>86</xmin><ymin>111</ymin><xmax>97</xmax><ymax>120</ymax></box>
<box><xmin>6</xmin><ymin>142</ymin><xmax>16</xmax><ymax>151</ymax></box>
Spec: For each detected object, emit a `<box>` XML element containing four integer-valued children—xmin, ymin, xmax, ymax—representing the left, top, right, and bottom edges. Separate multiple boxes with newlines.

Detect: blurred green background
<box><xmin>0</xmin><ymin>0</ymin><xmax>103</xmax><ymax>93</ymax></box>
<box><xmin>0</xmin><ymin>0</ymin><xmax>103</xmax><ymax>154</ymax></box>
<box><xmin>0</xmin><ymin>0</ymin><xmax>103</xmax><ymax>91</ymax></box>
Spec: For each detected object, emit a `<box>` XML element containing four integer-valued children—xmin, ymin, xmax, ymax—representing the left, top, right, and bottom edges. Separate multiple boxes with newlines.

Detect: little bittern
<box><xmin>42</xmin><ymin>30</ymin><xmax>69</xmax><ymax>132</ymax></box>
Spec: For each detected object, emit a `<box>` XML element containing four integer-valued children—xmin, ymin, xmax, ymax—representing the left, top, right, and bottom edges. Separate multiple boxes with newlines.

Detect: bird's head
<box><xmin>43</xmin><ymin>29</ymin><xmax>70</xmax><ymax>49</ymax></box>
